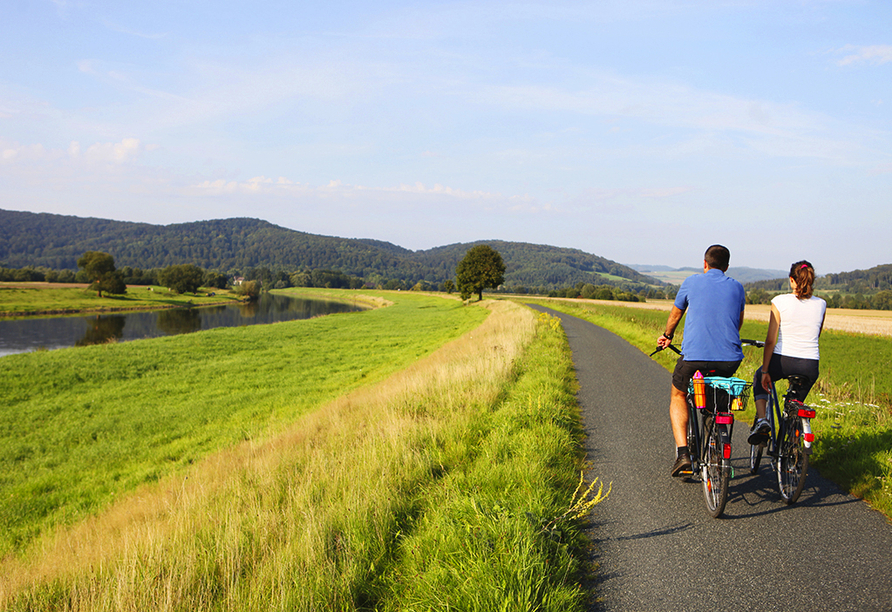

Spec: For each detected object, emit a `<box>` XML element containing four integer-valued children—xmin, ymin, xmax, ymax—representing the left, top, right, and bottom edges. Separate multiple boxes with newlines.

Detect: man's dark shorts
<box><xmin>672</xmin><ymin>358</ymin><xmax>742</xmax><ymax>392</ymax></box>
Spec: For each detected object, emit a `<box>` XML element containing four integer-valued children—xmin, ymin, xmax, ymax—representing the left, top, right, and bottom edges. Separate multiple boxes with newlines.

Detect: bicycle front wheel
<box><xmin>701</xmin><ymin>418</ymin><xmax>730</xmax><ymax>518</ymax></box>
<box><xmin>776</xmin><ymin>418</ymin><xmax>809</xmax><ymax>504</ymax></box>
<box><xmin>749</xmin><ymin>441</ymin><xmax>763</xmax><ymax>474</ymax></box>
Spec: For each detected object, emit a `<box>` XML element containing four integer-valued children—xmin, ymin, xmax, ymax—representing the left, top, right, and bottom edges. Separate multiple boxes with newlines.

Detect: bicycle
<box><xmin>650</xmin><ymin>343</ymin><xmax>754</xmax><ymax>518</ymax></box>
<box><xmin>747</xmin><ymin>346</ymin><xmax>816</xmax><ymax>504</ymax></box>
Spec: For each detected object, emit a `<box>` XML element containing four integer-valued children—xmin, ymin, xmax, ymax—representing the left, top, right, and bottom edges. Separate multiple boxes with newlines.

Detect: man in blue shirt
<box><xmin>656</xmin><ymin>245</ymin><xmax>746</xmax><ymax>477</ymax></box>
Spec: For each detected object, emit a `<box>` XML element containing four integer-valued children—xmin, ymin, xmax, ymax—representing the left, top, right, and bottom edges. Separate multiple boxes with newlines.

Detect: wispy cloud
<box><xmin>1</xmin><ymin>137</ymin><xmax>142</xmax><ymax>166</ymax></box>
<box><xmin>189</xmin><ymin>176</ymin><xmax>515</xmax><ymax>203</ymax></box>
<box><xmin>834</xmin><ymin>44</ymin><xmax>892</xmax><ymax>66</ymax></box>
<box><xmin>101</xmin><ymin>19</ymin><xmax>167</xmax><ymax>40</ymax></box>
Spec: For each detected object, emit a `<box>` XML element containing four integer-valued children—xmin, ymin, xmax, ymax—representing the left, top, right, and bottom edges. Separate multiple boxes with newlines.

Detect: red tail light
<box><xmin>716</xmin><ymin>413</ymin><xmax>733</xmax><ymax>425</ymax></box>
<box><xmin>798</xmin><ymin>408</ymin><xmax>816</xmax><ymax>419</ymax></box>
<box><xmin>804</xmin><ymin>433</ymin><xmax>815</xmax><ymax>443</ymax></box>
<box><xmin>723</xmin><ymin>444</ymin><xmax>732</xmax><ymax>459</ymax></box>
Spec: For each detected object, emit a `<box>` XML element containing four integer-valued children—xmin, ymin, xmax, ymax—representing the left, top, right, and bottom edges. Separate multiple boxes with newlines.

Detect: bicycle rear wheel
<box><xmin>776</xmin><ymin>418</ymin><xmax>809</xmax><ymax>504</ymax></box>
<box><xmin>701</xmin><ymin>417</ymin><xmax>730</xmax><ymax>517</ymax></box>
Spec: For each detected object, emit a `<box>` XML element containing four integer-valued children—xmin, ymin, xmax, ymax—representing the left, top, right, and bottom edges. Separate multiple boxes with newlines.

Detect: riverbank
<box><xmin>0</xmin><ymin>282</ymin><xmax>245</xmax><ymax>318</ymax></box>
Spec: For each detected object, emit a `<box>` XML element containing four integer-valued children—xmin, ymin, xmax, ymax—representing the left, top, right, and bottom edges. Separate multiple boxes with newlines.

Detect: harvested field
<box><xmin>541</xmin><ymin>297</ymin><xmax>892</xmax><ymax>337</ymax></box>
<box><xmin>745</xmin><ymin>304</ymin><xmax>892</xmax><ymax>337</ymax></box>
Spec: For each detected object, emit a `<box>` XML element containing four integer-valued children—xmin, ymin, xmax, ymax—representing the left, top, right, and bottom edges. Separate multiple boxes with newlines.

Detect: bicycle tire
<box><xmin>701</xmin><ymin>416</ymin><xmax>730</xmax><ymax>517</ymax></box>
<box><xmin>749</xmin><ymin>441</ymin><xmax>763</xmax><ymax>474</ymax></box>
<box><xmin>687</xmin><ymin>412</ymin><xmax>697</xmax><ymax>467</ymax></box>
<box><xmin>776</xmin><ymin>417</ymin><xmax>809</xmax><ymax>504</ymax></box>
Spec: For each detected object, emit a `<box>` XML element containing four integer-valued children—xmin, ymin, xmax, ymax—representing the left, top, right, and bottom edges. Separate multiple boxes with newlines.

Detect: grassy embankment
<box><xmin>2</xmin><ymin>292</ymin><xmax>599</xmax><ymax>610</ymax></box>
<box><xmin>0</xmin><ymin>283</ymin><xmax>243</xmax><ymax>317</ymax></box>
<box><xmin>523</xmin><ymin>298</ymin><xmax>892</xmax><ymax>519</ymax></box>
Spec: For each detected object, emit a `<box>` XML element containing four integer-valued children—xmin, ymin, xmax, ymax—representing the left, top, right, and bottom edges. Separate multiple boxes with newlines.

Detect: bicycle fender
<box><xmin>801</xmin><ymin>418</ymin><xmax>814</xmax><ymax>454</ymax></box>
<box><xmin>718</xmin><ymin>424</ymin><xmax>733</xmax><ymax>464</ymax></box>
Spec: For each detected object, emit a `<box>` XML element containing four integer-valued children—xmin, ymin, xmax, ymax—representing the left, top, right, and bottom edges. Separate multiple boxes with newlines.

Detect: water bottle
<box><xmin>693</xmin><ymin>371</ymin><xmax>706</xmax><ymax>410</ymax></box>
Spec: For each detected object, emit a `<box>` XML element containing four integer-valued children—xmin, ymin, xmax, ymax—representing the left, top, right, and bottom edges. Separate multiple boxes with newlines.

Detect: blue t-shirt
<box><xmin>674</xmin><ymin>268</ymin><xmax>746</xmax><ymax>362</ymax></box>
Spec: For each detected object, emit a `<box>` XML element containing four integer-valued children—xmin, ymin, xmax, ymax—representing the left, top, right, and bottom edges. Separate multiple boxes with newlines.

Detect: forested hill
<box><xmin>0</xmin><ymin>209</ymin><xmax>656</xmax><ymax>289</ymax></box>
<box><xmin>746</xmin><ymin>264</ymin><xmax>892</xmax><ymax>294</ymax></box>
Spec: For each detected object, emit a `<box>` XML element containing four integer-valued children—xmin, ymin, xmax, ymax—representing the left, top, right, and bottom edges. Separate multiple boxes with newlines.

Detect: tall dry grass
<box><xmin>2</xmin><ymin>300</ymin><xmax>539</xmax><ymax>610</ymax></box>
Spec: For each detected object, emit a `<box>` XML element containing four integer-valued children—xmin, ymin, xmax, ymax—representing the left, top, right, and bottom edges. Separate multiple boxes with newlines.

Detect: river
<box><xmin>0</xmin><ymin>293</ymin><xmax>365</xmax><ymax>357</ymax></box>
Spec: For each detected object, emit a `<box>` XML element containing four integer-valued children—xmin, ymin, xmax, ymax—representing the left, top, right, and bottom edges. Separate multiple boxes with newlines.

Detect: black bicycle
<box><xmin>651</xmin><ymin>343</ymin><xmax>754</xmax><ymax>518</ymax></box>
<box><xmin>748</xmin><ymin>356</ymin><xmax>816</xmax><ymax>504</ymax></box>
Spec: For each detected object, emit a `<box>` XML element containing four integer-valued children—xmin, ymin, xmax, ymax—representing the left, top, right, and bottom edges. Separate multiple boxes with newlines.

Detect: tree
<box><xmin>159</xmin><ymin>264</ymin><xmax>205</xmax><ymax>294</ymax></box>
<box><xmin>77</xmin><ymin>251</ymin><xmax>126</xmax><ymax>297</ymax></box>
<box><xmin>456</xmin><ymin>245</ymin><xmax>506</xmax><ymax>301</ymax></box>
<box><xmin>204</xmin><ymin>270</ymin><xmax>230</xmax><ymax>289</ymax></box>
<box><xmin>235</xmin><ymin>279</ymin><xmax>262</xmax><ymax>300</ymax></box>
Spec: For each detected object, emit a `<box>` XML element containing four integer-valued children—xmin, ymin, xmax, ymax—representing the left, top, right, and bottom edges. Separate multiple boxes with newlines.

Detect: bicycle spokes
<box><xmin>777</xmin><ymin>419</ymin><xmax>809</xmax><ymax>504</ymax></box>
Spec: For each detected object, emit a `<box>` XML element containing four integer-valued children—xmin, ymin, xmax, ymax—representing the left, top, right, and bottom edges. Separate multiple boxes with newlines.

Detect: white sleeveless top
<box><xmin>772</xmin><ymin>293</ymin><xmax>826</xmax><ymax>361</ymax></box>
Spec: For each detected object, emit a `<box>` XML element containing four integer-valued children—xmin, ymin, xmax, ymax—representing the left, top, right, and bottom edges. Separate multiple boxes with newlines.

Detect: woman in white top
<box><xmin>748</xmin><ymin>260</ymin><xmax>827</xmax><ymax>444</ymax></box>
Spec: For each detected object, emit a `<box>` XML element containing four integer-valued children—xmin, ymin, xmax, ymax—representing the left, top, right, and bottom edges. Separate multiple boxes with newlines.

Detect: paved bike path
<box><xmin>529</xmin><ymin>305</ymin><xmax>892</xmax><ymax>612</ymax></box>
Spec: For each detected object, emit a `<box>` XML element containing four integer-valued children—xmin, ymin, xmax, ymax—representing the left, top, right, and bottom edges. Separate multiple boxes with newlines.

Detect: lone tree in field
<box><xmin>456</xmin><ymin>244</ymin><xmax>506</xmax><ymax>301</ymax></box>
<box><xmin>159</xmin><ymin>264</ymin><xmax>205</xmax><ymax>295</ymax></box>
<box><xmin>77</xmin><ymin>251</ymin><xmax>126</xmax><ymax>297</ymax></box>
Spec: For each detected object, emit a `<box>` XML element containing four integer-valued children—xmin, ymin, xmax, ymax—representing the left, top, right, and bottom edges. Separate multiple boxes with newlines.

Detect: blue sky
<box><xmin>1</xmin><ymin>0</ymin><xmax>890</xmax><ymax>273</ymax></box>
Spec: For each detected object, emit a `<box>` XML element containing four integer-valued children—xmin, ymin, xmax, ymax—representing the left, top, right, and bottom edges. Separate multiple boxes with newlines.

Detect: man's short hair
<box><xmin>704</xmin><ymin>245</ymin><xmax>730</xmax><ymax>272</ymax></box>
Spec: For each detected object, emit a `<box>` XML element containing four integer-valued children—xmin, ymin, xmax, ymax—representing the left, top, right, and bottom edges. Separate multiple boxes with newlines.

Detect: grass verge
<box><xmin>522</xmin><ymin>298</ymin><xmax>892</xmax><ymax>519</ymax></box>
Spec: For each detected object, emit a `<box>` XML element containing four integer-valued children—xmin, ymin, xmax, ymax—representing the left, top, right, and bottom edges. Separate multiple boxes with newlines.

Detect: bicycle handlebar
<box><xmin>740</xmin><ymin>338</ymin><xmax>765</xmax><ymax>348</ymax></box>
<box><xmin>649</xmin><ymin>344</ymin><xmax>681</xmax><ymax>357</ymax></box>
<box><xmin>649</xmin><ymin>338</ymin><xmax>764</xmax><ymax>357</ymax></box>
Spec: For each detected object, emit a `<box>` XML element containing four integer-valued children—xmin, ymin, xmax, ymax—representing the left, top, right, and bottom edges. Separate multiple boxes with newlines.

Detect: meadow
<box><xmin>524</xmin><ymin>298</ymin><xmax>892</xmax><ymax>518</ymax></box>
<box><xmin>0</xmin><ymin>283</ymin><xmax>243</xmax><ymax>317</ymax></box>
<box><xmin>1</xmin><ymin>292</ymin><xmax>598</xmax><ymax>610</ymax></box>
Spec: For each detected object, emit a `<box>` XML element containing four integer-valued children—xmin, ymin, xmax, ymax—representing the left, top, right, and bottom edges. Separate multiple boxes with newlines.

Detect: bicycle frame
<box><xmin>751</xmin><ymin>375</ymin><xmax>816</xmax><ymax>504</ymax></box>
<box><xmin>651</xmin><ymin>341</ymin><xmax>755</xmax><ymax>518</ymax></box>
<box><xmin>764</xmin><ymin>379</ymin><xmax>815</xmax><ymax>457</ymax></box>
<box><xmin>684</xmin><ymin>375</ymin><xmax>748</xmax><ymax>518</ymax></box>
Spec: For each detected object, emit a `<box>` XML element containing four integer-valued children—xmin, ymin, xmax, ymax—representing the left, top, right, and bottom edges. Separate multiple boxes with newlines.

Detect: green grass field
<box><xmin>1</xmin><ymin>293</ymin><xmax>603</xmax><ymax>610</ymax></box>
<box><xmin>0</xmin><ymin>291</ymin><xmax>486</xmax><ymax>558</ymax></box>
<box><xmin>522</xmin><ymin>298</ymin><xmax>892</xmax><ymax>518</ymax></box>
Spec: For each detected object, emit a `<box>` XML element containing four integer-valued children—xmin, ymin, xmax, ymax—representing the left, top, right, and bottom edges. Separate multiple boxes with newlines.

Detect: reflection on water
<box><xmin>75</xmin><ymin>315</ymin><xmax>126</xmax><ymax>347</ymax></box>
<box><xmin>0</xmin><ymin>294</ymin><xmax>365</xmax><ymax>357</ymax></box>
<box><xmin>157</xmin><ymin>308</ymin><xmax>203</xmax><ymax>336</ymax></box>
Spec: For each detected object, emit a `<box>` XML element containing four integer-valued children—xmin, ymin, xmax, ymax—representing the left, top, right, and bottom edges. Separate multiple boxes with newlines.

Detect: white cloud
<box><xmin>83</xmin><ymin>138</ymin><xmax>141</xmax><ymax>163</ymax></box>
<box><xmin>835</xmin><ymin>45</ymin><xmax>892</xmax><ymax>66</ymax></box>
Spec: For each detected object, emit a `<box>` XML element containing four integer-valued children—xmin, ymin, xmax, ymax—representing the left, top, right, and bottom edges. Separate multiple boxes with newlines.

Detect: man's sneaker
<box><xmin>747</xmin><ymin>419</ymin><xmax>771</xmax><ymax>445</ymax></box>
<box><xmin>671</xmin><ymin>453</ymin><xmax>692</xmax><ymax>477</ymax></box>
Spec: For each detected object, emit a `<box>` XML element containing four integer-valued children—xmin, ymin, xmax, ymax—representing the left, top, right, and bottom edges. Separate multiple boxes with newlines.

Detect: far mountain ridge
<box><xmin>630</xmin><ymin>264</ymin><xmax>790</xmax><ymax>285</ymax></box>
<box><xmin>0</xmin><ymin>209</ymin><xmax>657</xmax><ymax>290</ymax></box>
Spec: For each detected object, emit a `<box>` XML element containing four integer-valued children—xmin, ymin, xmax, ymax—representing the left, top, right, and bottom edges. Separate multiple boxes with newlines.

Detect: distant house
<box><xmin>232</xmin><ymin>276</ymin><xmax>245</xmax><ymax>286</ymax></box>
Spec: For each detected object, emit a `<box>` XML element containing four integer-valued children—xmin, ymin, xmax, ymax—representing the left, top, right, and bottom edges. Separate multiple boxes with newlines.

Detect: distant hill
<box><xmin>0</xmin><ymin>209</ymin><xmax>658</xmax><ymax>290</ymax></box>
<box><xmin>746</xmin><ymin>264</ymin><xmax>892</xmax><ymax>293</ymax></box>
<box><xmin>630</xmin><ymin>264</ymin><xmax>788</xmax><ymax>285</ymax></box>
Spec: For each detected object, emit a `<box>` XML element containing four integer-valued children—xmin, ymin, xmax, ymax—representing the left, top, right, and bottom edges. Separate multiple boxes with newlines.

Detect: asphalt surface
<box><xmin>529</xmin><ymin>305</ymin><xmax>892</xmax><ymax>612</ymax></box>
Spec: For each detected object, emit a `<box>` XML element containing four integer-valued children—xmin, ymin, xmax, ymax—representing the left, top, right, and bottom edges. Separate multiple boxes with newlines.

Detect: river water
<box><xmin>0</xmin><ymin>293</ymin><xmax>365</xmax><ymax>358</ymax></box>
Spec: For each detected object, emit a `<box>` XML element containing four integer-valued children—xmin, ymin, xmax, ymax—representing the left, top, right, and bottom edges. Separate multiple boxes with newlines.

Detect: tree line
<box><xmin>744</xmin><ymin>263</ymin><xmax>892</xmax><ymax>310</ymax></box>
